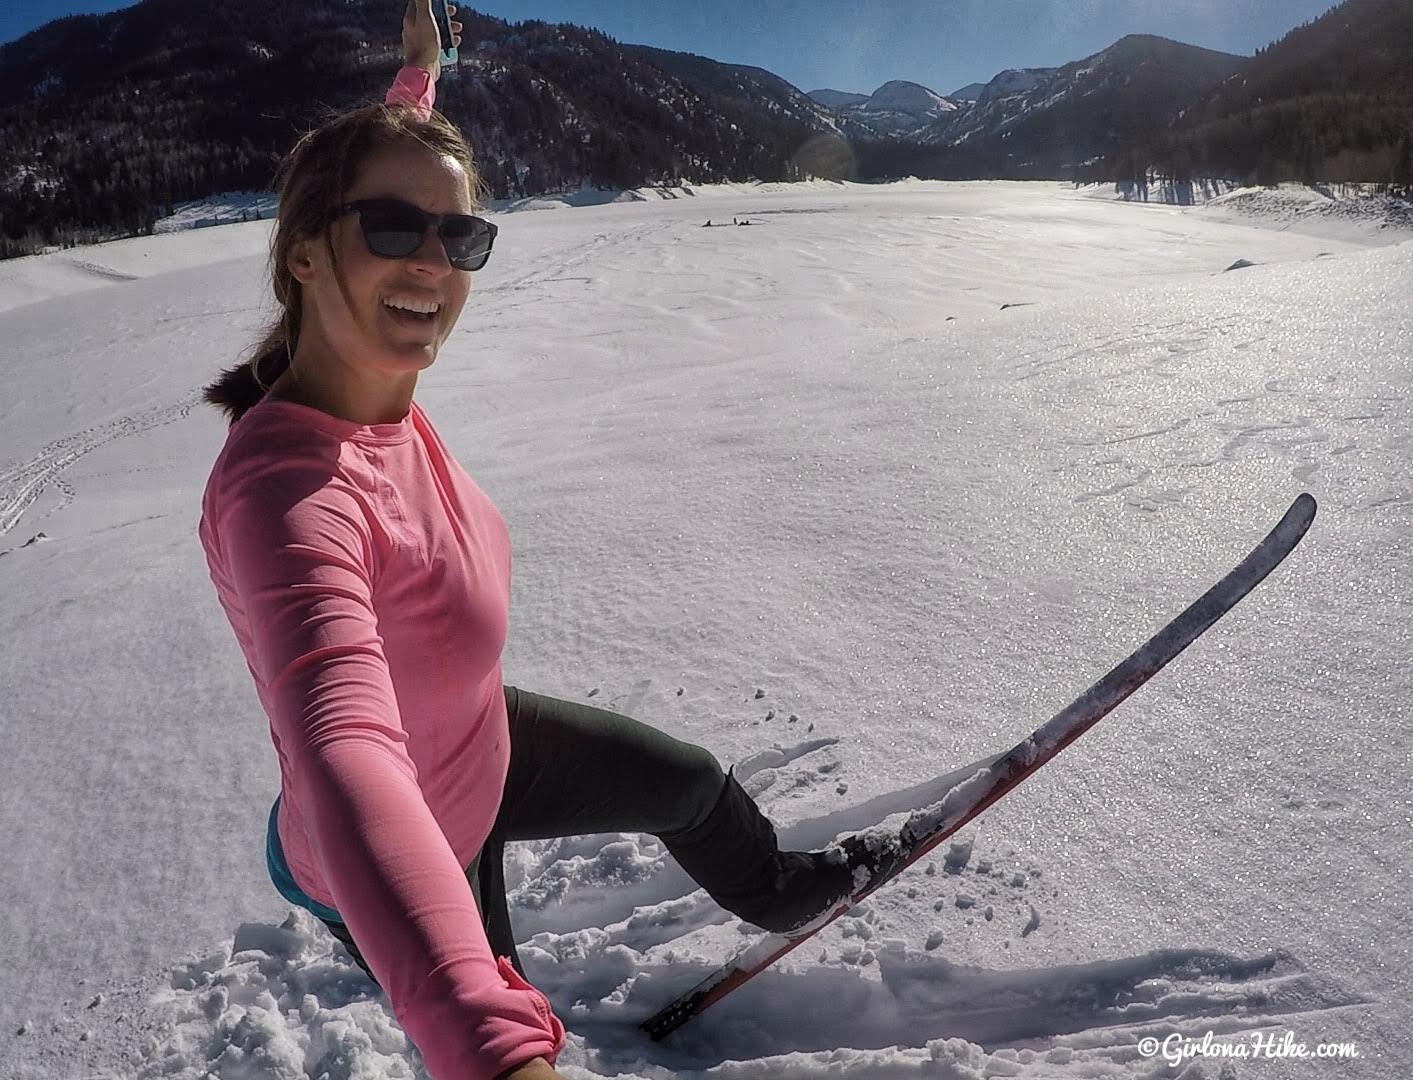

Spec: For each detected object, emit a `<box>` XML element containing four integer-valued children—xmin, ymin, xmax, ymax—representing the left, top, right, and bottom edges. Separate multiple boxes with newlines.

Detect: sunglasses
<box><xmin>329</xmin><ymin>197</ymin><xmax>498</xmax><ymax>271</ymax></box>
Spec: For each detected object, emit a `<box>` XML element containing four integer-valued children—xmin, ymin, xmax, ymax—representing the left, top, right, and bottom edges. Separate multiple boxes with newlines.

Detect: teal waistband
<box><xmin>266</xmin><ymin>795</ymin><xmax>343</xmax><ymax>923</ymax></box>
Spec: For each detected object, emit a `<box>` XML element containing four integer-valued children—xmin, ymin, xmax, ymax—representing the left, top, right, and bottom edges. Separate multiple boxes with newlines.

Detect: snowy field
<box><xmin>0</xmin><ymin>177</ymin><xmax>1409</xmax><ymax>1079</ymax></box>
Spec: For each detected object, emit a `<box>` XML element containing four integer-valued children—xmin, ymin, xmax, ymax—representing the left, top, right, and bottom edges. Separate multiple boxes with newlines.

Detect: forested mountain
<box><xmin>0</xmin><ymin>0</ymin><xmax>1408</xmax><ymax>261</ymax></box>
<box><xmin>1088</xmin><ymin>0</ymin><xmax>1413</xmax><ymax>186</ymax></box>
<box><xmin>0</xmin><ymin>0</ymin><xmax>831</xmax><ymax>258</ymax></box>
<box><xmin>918</xmin><ymin>36</ymin><xmax>1248</xmax><ymax>177</ymax></box>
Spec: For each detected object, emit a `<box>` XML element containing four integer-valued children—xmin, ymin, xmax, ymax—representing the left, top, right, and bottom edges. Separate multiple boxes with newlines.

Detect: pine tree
<box><xmin>1396</xmin><ymin>130</ymin><xmax>1413</xmax><ymax>188</ymax></box>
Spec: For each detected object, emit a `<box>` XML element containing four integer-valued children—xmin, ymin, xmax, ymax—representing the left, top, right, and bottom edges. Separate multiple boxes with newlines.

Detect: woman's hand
<box><xmin>402</xmin><ymin>0</ymin><xmax>462</xmax><ymax>79</ymax></box>
<box><xmin>495</xmin><ymin>1057</ymin><xmax>566</xmax><ymax>1080</ymax></box>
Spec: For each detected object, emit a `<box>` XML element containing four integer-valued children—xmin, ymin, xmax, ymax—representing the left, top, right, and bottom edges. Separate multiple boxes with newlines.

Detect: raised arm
<box><xmin>386</xmin><ymin>0</ymin><xmax>462</xmax><ymax>116</ymax></box>
<box><xmin>386</xmin><ymin>64</ymin><xmax>436</xmax><ymax>117</ymax></box>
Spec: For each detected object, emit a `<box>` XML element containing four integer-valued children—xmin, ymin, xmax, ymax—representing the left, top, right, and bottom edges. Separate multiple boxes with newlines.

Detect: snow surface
<box><xmin>1</xmin><ymin>177</ymin><xmax>1410</xmax><ymax>1079</ymax></box>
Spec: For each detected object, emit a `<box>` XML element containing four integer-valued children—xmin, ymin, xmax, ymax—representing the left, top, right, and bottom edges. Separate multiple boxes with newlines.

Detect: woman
<box><xmin>197</xmin><ymin>3</ymin><xmax>861</xmax><ymax>1078</ymax></box>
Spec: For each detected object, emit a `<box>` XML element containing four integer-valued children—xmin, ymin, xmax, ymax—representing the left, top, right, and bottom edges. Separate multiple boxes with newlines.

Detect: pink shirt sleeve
<box><xmin>216</xmin><ymin>455</ymin><xmax>563</xmax><ymax>1079</ymax></box>
<box><xmin>386</xmin><ymin>64</ymin><xmax>436</xmax><ymax>119</ymax></box>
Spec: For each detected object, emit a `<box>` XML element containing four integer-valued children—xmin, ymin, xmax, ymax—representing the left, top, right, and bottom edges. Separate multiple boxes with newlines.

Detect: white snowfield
<box><xmin>0</xmin><ymin>177</ymin><xmax>1409</xmax><ymax>1079</ymax></box>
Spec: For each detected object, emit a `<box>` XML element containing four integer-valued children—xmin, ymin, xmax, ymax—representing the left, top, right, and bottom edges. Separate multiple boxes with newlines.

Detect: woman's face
<box><xmin>289</xmin><ymin>139</ymin><xmax>475</xmax><ymax>379</ymax></box>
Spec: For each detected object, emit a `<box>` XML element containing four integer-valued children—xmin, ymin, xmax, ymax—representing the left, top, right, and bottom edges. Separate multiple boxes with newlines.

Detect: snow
<box><xmin>858</xmin><ymin>81</ymin><xmax>959</xmax><ymax>121</ymax></box>
<box><xmin>1</xmin><ymin>177</ymin><xmax>1410</xmax><ymax>1079</ymax></box>
<box><xmin>1077</xmin><ymin>178</ymin><xmax>1413</xmax><ymax>243</ymax></box>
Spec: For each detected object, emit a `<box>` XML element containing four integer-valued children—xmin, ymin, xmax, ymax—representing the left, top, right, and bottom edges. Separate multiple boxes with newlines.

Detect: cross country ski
<box><xmin>641</xmin><ymin>493</ymin><xmax>1317</xmax><ymax>1041</ymax></box>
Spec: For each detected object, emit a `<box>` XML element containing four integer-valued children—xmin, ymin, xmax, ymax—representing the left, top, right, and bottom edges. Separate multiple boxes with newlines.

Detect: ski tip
<box><xmin>1286</xmin><ymin>492</ymin><xmax>1318</xmax><ymax>533</ymax></box>
<box><xmin>1258</xmin><ymin>493</ymin><xmax>1317</xmax><ymax>558</ymax></box>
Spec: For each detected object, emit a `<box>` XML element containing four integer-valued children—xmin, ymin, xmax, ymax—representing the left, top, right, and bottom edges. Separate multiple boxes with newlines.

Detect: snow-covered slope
<box><xmin>864</xmin><ymin>80</ymin><xmax>961</xmax><ymax>123</ymax></box>
<box><xmin>807</xmin><ymin>79</ymin><xmax>962</xmax><ymax>138</ymax></box>
<box><xmin>973</xmin><ymin>67</ymin><xmax>1056</xmax><ymax>106</ymax></box>
<box><xmin>0</xmin><ymin>178</ymin><xmax>1409</xmax><ymax>1079</ymax></box>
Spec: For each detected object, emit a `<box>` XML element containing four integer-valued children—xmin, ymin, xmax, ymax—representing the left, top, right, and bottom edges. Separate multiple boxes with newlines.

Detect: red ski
<box><xmin>641</xmin><ymin>494</ymin><xmax>1317</xmax><ymax>1041</ymax></box>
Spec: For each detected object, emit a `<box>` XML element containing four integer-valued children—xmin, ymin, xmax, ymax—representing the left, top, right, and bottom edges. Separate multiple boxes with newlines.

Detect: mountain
<box><xmin>948</xmin><ymin>82</ymin><xmax>987</xmax><ymax>102</ymax></box>
<box><xmin>972</xmin><ymin>67</ymin><xmax>1056</xmax><ymax>106</ymax></box>
<box><xmin>617</xmin><ymin>44</ymin><xmax>879</xmax><ymax>144</ymax></box>
<box><xmin>1129</xmin><ymin>0</ymin><xmax>1413</xmax><ymax>185</ymax></box>
<box><xmin>919</xmin><ymin>36</ymin><xmax>1248</xmax><ymax>175</ymax></box>
<box><xmin>0</xmin><ymin>0</ymin><xmax>848</xmax><ymax>257</ymax></box>
<box><xmin>804</xmin><ymin>80</ymin><xmax>961</xmax><ymax>137</ymax></box>
<box><xmin>808</xmin><ymin>88</ymin><xmax>870</xmax><ymax>109</ymax></box>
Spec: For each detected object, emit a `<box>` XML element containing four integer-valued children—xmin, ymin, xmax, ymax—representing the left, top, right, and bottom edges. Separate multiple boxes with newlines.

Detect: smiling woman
<box><xmin>253</xmin><ymin>136</ymin><xmax>486</xmax><ymax>425</ymax></box>
<box><xmin>195</xmin><ymin>6</ymin><xmax>871</xmax><ymax>1080</ymax></box>
<box><xmin>201</xmin><ymin>3</ymin><xmax>485</xmax><ymax>428</ymax></box>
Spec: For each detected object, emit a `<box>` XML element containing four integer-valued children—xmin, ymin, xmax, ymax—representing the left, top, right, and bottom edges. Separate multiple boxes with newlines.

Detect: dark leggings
<box><xmin>320</xmin><ymin>683</ymin><xmax>728</xmax><ymax>982</ymax></box>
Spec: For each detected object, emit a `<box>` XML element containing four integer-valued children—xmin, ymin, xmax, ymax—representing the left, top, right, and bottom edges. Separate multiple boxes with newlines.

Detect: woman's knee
<box><xmin>618</xmin><ymin>724</ymin><xmax>725</xmax><ymax>835</ymax></box>
<box><xmin>667</xmin><ymin>741</ymin><xmax>728</xmax><ymax>833</ymax></box>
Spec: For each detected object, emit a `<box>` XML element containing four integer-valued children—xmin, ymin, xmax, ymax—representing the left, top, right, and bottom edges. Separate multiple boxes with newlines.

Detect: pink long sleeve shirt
<box><xmin>195</xmin><ymin>71</ymin><xmax>565</xmax><ymax>1080</ymax></box>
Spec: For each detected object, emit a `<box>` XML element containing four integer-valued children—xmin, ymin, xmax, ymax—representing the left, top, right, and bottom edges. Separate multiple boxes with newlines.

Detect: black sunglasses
<box><xmin>329</xmin><ymin>197</ymin><xmax>498</xmax><ymax>271</ymax></box>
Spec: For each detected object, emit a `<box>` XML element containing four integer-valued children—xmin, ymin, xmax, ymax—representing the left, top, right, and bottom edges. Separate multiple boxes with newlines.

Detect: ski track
<box><xmin>0</xmin><ymin>226</ymin><xmax>672</xmax><ymax>553</ymax></box>
<box><xmin>6</xmin><ymin>736</ymin><xmax>1367</xmax><ymax>1080</ymax></box>
<box><xmin>55</xmin><ymin>257</ymin><xmax>144</xmax><ymax>283</ymax></box>
<box><xmin>468</xmin><ymin>222</ymin><xmax>674</xmax><ymax>317</ymax></box>
<box><xmin>0</xmin><ymin>391</ymin><xmax>205</xmax><ymax>550</ymax></box>
<box><xmin>1004</xmin><ymin>306</ymin><xmax>1408</xmax><ymax>513</ymax></box>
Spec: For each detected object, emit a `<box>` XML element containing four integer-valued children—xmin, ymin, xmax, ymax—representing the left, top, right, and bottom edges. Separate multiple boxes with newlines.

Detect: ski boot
<box><xmin>664</xmin><ymin>768</ymin><xmax>902</xmax><ymax>937</ymax></box>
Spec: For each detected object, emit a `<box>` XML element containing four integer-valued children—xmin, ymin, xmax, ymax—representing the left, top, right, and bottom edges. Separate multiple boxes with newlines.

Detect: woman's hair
<box><xmin>202</xmin><ymin>98</ymin><xmax>487</xmax><ymax>426</ymax></box>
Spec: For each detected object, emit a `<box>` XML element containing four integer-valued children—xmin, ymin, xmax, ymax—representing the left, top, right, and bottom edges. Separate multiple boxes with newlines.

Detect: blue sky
<box><xmin>3</xmin><ymin>0</ymin><xmax>1340</xmax><ymax>96</ymax></box>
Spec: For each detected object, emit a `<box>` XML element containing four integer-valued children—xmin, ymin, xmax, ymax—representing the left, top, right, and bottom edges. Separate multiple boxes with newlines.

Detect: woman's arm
<box><xmin>385</xmin><ymin>65</ymin><xmax>436</xmax><ymax>116</ymax></box>
<box><xmin>212</xmin><ymin>456</ymin><xmax>563</xmax><ymax>1079</ymax></box>
<box><xmin>386</xmin><ymin>1</ymin><xmax>461</xmax><ymax>117</ymax></box>
<box><xmin>402</xmin><ymin>0</ymin><xmax>461</xmax><ymax>82</ymax></box>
